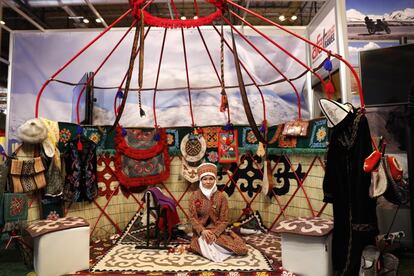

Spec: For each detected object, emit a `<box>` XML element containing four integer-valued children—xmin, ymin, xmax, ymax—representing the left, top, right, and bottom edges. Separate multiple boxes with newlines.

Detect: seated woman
<box><xmin>188</xmin><ymin>162</ymin><xmax>248</xmax><ymax>262</ymax></box>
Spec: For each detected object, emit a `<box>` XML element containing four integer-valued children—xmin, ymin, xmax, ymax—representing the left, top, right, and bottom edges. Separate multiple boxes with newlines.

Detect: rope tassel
<box><xmin>220</xmin><ymin>92</ymin><xmax>228</xmax><ymax>112</ymax></box>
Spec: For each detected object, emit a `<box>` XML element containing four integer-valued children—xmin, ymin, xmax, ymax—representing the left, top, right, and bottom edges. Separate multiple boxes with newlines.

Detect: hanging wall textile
<box><xmin>202</xmin><ymin>127</ymin><xmax>221</xmax><ymax>148</ymax></box>
<box><xmin>10</xmin><ymin>156</ymin><xmax>47</xmax><ymax>193</ymax></box>
<box><xmin>62</xmin><ymin>135</ymin><xmax>98</xmax><ymax>202</ymax></box>
<box><xmin>309</xmin><ymin>118</ymin><xmax>328</xmax><ymax>148</ymax></box>
<box><xmin>114</xmin><ymin>127</ymin><xmax>170</xmax><ymax>187</ymax></box>
<box><xmin>3</xmin><ymin>193</ymin><xmax>28</xmax><ymax>222</ymax></box>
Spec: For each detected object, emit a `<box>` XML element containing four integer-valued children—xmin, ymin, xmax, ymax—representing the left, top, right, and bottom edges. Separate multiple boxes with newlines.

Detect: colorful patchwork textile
<box><xmin>242</xmin><ymin>127</ymin><xmax>259</xmax><ymax>151</ymax></box>
<box><xmin>309</xmin><ymin>119</ymin><xmax>328</xmax><ymax>148</ymax></box>
<box><xmin>3</xmin><ymin>193</ymin><xmax>28</xmax><ymax>222</ymax></box>
<box><xmin>202</xmin><ymin>127</ymin><xmax>220</xmax><ymax>148</ymax></box>
<box><xmin>40</xmin><ymin>197</ymin><xmax>64</xmax><ymax>220</ymax></box>
<box><xmin>278</xmin><ymin>134</ymin><xmax>297</xmax><ymax>148</ymax></box>
<box><xmin>180</xmin><ymin>133</ymin><xmax>207</xmax><ymax>163</ymax></box>
<box><xmin>166</xmin><ymin>129</ymin><xmax>180</xmax><ymax>155</ymax></box>
<box><xmin>115</xmin><ymin>127</ymin><xmax>170</xmax><ymax>187</ymax></box>
<box><xmin>206</xmin><ymin>150</ymin><xmax>219</xmax><ymax>163</ymax></box>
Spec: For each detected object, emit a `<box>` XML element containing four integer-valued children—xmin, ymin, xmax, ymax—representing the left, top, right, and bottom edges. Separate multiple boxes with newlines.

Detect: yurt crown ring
<box><xmin>130</xmin><ymin>0</ymin><xmax>226</xmax><ymax>28</ymax></box>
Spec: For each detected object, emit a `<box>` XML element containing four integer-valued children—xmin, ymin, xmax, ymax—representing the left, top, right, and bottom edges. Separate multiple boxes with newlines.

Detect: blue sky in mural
<box><xmin>347</xmin><ymin>0</ymin><xmax>414</xmax><ymax>14</ymax></box>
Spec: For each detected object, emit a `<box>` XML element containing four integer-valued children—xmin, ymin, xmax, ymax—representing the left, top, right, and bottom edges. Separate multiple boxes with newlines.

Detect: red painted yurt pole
<box><xmin>196</xmin><ymin>26</ymin><xmax>231</xmax><ymax>122</ymax></box>
<box><xmin>212</xmin><ymin>24</ymin><xmax>267</xmax><ymax>123</ymax></box>
<box><xmin>223</xmin><ymin>17</ymin><xmax>301</xmax><ymax>119</ymax></box>
<box><xmin>227</xmin><ymin>0</ymin><xmax>365</xmax><ymax>108</ymax></box>
<box><xmin>229</xmin><ymin>11</ymin><xmax>327</xmax><ymax>95</ymax></box>
<box><xmin>181</xmin><ymin>28</ymin><xmax>196</xmax><ymax>128</ymax></box>
<box><xmin>75</xmin><ymin>20</ymin><xmax>137</xmax><ymax>124</ymax></box>
<box><xmin>34</xmin><ymin>8</ymin><xmax>132</xmax><ymax>118</ymax></box>
<box><xmin>152</xmin><ymin>28</ymin><xmax>168</xmax><ymax>128</ymax></box>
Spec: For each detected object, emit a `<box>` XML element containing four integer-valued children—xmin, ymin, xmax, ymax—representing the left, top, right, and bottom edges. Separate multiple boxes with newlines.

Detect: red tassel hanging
<box><xmin>77</xmin><ymin>136</ymin><xmax>83</xmax><ymax>151</ymax></box>
<box><xmin>220</xmin><ymin>93</ymin><xmax>228</xmax><ymax>112</ymax></box>
<box><xmin>324</xmin><ymin>80</ymin><xmax>335</xmax><ymax>99</ymax></box>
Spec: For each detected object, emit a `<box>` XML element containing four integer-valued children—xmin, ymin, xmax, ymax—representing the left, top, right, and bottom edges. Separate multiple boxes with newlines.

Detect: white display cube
<box><xmin>274</xmin><ymin>217</ymin><xmax>334</xmax><ymax>276</ymax></box>
<box><xmin>26</xmin><ymin>217</ymin><xmax>90</xmax><ymax>276</ymax></box>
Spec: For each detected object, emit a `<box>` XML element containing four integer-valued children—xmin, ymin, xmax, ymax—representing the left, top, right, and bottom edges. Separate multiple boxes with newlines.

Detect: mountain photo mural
<box><xmin>346</xmin><ymin>0</ymin><xmax>414</xmax><ymax>40</ymax></box>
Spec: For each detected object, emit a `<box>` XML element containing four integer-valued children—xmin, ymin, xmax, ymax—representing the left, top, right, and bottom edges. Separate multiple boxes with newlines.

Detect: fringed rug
<box><xmin>91</xmin><ymin>243</ymin><xmax>273</xmax><ymax>273</ymax></box>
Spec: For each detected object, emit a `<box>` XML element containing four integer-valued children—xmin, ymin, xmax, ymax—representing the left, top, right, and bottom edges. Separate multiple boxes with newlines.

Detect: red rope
<box><xmin>181</xmin><ymin>28</ymin><xmax>196</xmax><ymax>128</ymax></box>
<box><xmin>152</xmin><ymin>28</ymin><xmax>168</xmax><ymax>128</ymax></box>
<box><xmin>227</xmin><ymin>0</ymin><xmax>365</xmax><ymax>108</ymax></box>
<box><xmin>223</xmin><ymin>17</ymin><xmax>301</xmax><ymax>120</ymax></box>
<box><xmin>131</xmin><ymin>0</ymin><xmax>223</xmax><ymax>28</ymax></box>
<box><xmin>229</xmin><ymin>11</ymin><xmax>327</xmax><ymax>104</ymax></box>
<box><xmin>34</xmin><ymin>8</ymin><xmax>132</xmax><ymax>118</ymax></box>
<box><xmin>75</xmin><ymin>20</ymin><xmax>137</xmax><ymax>124</ymax></box>
<box><xmin>212</xmin><ymin>24</ymin><xmax>267</xmax><ymax>125</ymax></box>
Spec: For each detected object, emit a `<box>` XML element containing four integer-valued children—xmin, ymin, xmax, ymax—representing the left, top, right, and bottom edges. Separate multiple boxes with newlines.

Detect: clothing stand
<box><xmin>135</xmin><ymin>192</ymin><xmax>170</xmax><ymax>249</ymax></box>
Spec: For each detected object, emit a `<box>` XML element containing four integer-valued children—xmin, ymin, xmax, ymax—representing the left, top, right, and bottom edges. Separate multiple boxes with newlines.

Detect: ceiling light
<box><xmin>180</xmin><ymin>16</ymin><xmax>187</xmax><ymax>20</ymax></box>
<box><xmin>279</xmin><ymin>15</ymin><xmax>286</xmax><ymax>21</ymax></box>
<box><xmin>0</xmin><ymin>20</ymin><xmax>5</xmax><ymax>25</ymax></box>
<box><xmin>95</xmin><ymin>18</ymin><xmax>102</xmax><ymax>23</ymax></box>
<box><xmin>291</xmin><ymin>15</ymin><xmax>297</xmax><ymax>21</ymax></box>
<box><xmin>83</xmin><ymin>18</ymin><xmax>90</xmax><ymax>24</ymax></box>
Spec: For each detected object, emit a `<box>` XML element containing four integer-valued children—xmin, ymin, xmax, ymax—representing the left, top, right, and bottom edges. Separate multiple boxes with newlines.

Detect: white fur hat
<box><xmin>319</xmin><ymin>99</ymin><xmax>353</xmax><ymax>128</ymax></box>
<box><xmin>17</xmin><ymin>118</ymin><xmax>48</xmax><ymax>144</ymax></box>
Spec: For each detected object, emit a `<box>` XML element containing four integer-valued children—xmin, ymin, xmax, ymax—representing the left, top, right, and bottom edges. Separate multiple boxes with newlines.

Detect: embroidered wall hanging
<box><xmin>180</xmin><ymin>133</ymin><xmax>206</xmax><ymax>163</ymax></box>
<box><xmin>218</xmin><ymin>154</ymin><xmax>262</xmax><ymax>198</ymax></box>
<box><xmin>3</xmin><ymin>193</ymin><xmax>28</xmax><ymax>222</ymax></box>
<box><xmin>181</xmin><ymin>159</ymin><xmax>200</xmax><ymax>183</ymax></box>
<box><xmin>309</xmin><ymin>119</ymin><xmax>328</xmax><ymax>148</ymax></box>
<box><xmin>166</xmin><ymin>129</ymin><xmax>180</xmax><ymax>156</ymax></box>
<box><xmin>242</xmin><ymin>127</ymin><xmax>259</xmax><ymax>151</ymax></box>
<box><xmin>115</xmin><ymin>127</ymin><xmax>170</xmax><ymax>187</ymax></box>
<box><xmin>267</xmin><ymin>155</ymin><xmax>306</xmax><ymax>198</ymax></box>
<box><xmin>218</xmin><ymin>130</ymin><xmax>239</xmax><ymax>163</ymax></box>
<box><xmin>40</xmin><ymin>197</ymin><xmax>64</xmax><ymax>220</ymax></box>
<box><xmin>202</xmin><ymin>127</ymin><xmax>220</xmax><ymax>148</ymax></box>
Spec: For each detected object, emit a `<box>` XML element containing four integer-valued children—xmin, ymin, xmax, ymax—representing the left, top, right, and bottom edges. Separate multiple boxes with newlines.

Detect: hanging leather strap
<box><xmin>230</xmin><ymin>27</ymin><xmax>267</xmax><ymax>144</ymax></box>
<box><xmin>109</xmin><ymin>19</ymin><xmax>141</xmax><ymax>133</ymax></box>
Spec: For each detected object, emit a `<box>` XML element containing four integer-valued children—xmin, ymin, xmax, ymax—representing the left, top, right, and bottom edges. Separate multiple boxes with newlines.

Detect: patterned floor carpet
<box><xmin>87</xmin><ymin>211</ymin><xmax>289</xmax><ymax>275</ymax></box>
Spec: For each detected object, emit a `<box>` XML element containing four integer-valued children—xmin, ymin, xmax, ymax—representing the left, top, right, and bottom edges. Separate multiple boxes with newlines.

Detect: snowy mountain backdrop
<box><xmin>347</xmin><ymin>8</ymin><xmax>414</xmax><ymax>23</ymax></box>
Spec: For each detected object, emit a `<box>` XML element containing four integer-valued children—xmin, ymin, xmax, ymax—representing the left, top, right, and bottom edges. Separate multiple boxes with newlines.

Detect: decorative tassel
<box><xmin>76</xmin><ymin>125</ymin><xmax>83</xmax><ymax>135</ymax></box>
<box><xmin>116</xmin><ymin>90</ymin><xmax>124</xmax><ymax>99</ymax></box>
<box><xmin>323</xmin><ymin>59</ymin><xmax>333</xmax><ymax>72</ymax></box>
<box><xmin>259</xmin><ymin>120</ymin><xmax>267</xmax><ymax>133</ymax></box>
<box><xmin>256</xmin><ymin>142</ymin><xmax>266</xmax><ymax>157</ymax></box>
<box><xmin>197</xmin><ymin>127</ymin><xmax>204</xmax><ymax>135</ymax></box>
<box><xmin>139</xmin><ymin>107</ymin><xmax>146</xmax><ymax>118</ymax></box>
<box><xmin>324</xmin><ymin>80</ymin><xmax>335</xmax><ymax>98</ymax></box>
<box><xmin>224</xmin><ymin>122</ymin><xmax>233</xmax><ymax>131</ymax></box>
<box><xmin>77</xmin><ymin>136</ymin><xmax>83</xmax><ymax>151</ymax></box>
<box><xmin>153</xmin><ymin>132</ymin><xmax>161</xmax><ymax>141</ymax></box>
<box><xmin>121</xmin><ymin>128</ymin><xmax>127</xmax><ymax>137</ymax></box>
<box><xmin>220</xmin><ymin>93</ymin><xmax>228</xmax><ymax>112</ymax></box>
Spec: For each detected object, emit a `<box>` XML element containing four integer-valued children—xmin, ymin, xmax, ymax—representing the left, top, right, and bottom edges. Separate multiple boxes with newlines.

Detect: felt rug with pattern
<box><xmin>91</xmin><ymin>211</ymin><xmax>273</xmax><ymax>273</ymax></box>
<box><xmin>91</xmin><ymin>243</ymin><xmax>273</xmax><ymax>273</ymax></box>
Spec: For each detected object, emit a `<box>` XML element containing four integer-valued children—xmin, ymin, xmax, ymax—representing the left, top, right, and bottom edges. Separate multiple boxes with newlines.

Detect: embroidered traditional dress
<box><xmin>62</xmin><ymin>135</ymin><xmax>98</xmax><ymax>202</ymax></box>
<box><xmin>188</xmin><ymin>189</ymin><xmax>248</xmax><ymax>258</ymax></box>
<box><xmin>323</xmin><ymin>111</ymin><xmax>378</xmax><ymax>275</ymax></box>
